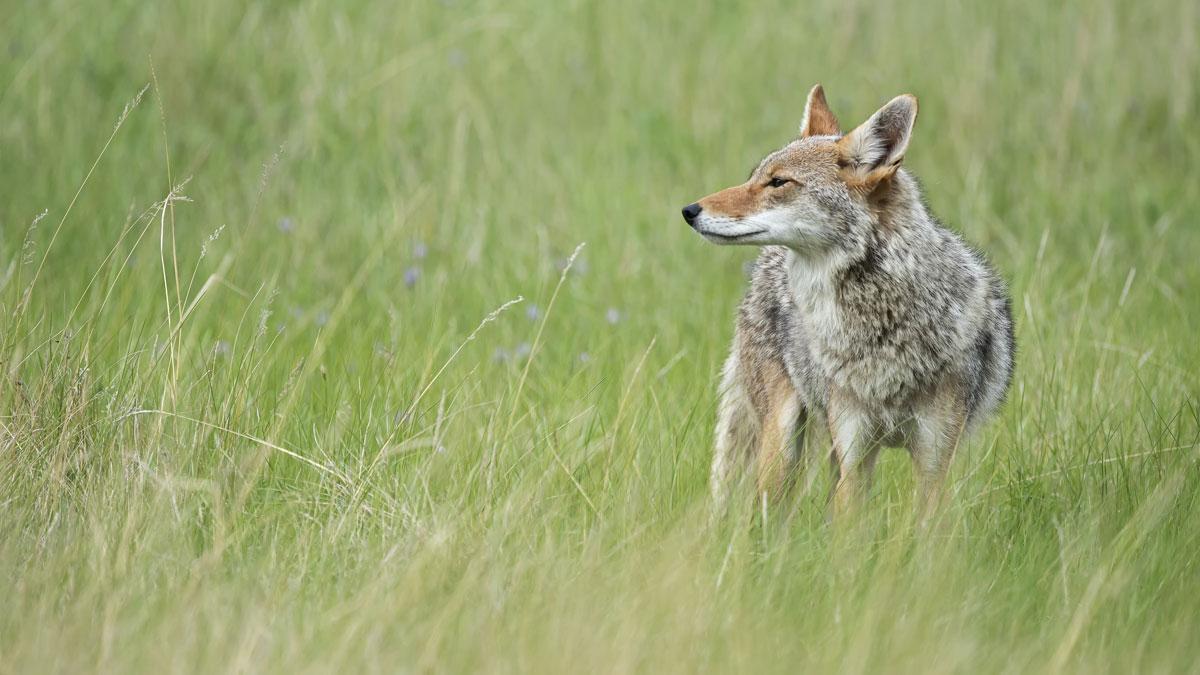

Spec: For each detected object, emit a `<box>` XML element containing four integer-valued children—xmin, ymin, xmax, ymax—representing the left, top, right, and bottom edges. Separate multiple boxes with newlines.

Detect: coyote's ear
<box><xmin>799</xmin><ymin>84</ymin><xmax>840</xmax><ymax>138</ymax></box>
<box><xmin>838</xmin><ymin>94</ymin><xmax>918</xmax><ymax>185</ymax></box>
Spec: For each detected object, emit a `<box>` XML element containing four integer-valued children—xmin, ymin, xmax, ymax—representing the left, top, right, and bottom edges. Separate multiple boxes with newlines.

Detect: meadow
<box><xmin>2</xmin><ymin>0</ymin><xmax>1199</xmax><ymax>672</ymax></box>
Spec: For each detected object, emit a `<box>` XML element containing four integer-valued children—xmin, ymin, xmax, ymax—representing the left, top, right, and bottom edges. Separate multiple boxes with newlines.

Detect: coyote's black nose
<box><xmin>681</xmin><ymin>203</ymin><xmax>702</xmax><ymax>227</ymax></box>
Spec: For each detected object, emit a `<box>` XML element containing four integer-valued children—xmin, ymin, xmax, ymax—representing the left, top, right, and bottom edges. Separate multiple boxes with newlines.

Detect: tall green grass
<box><xmin>2</xmin><ymin>0</ymin><xmax>1198</xmax><ymax>672</ymax></box>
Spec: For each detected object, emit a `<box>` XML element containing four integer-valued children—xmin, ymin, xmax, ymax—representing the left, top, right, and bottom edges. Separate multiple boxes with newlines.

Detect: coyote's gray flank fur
<box><xmin>684</xmin><ymin>85</ymin><xmax>1015</xmax><ymax>517</ymax></box>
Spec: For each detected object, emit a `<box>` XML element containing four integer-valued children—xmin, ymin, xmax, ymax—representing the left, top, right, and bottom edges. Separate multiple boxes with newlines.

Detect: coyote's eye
<box><xmin>766</xmin><ymin>176</ymin><xmax>792</xmax><ymax>188</ymax></box>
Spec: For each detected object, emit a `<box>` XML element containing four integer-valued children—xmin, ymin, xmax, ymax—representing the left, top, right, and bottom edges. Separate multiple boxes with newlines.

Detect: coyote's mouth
<box><xmin>700</xmin><ymin>229</ymin><xmax>765</xmax><ymax>242</ymax></box>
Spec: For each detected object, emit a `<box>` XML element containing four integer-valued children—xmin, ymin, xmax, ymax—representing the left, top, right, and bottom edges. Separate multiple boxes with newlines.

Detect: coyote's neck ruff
<box><xmin>683</xmin><ymin>85</ymin><xmax>1014</xmax><ymax>518</ymax></box>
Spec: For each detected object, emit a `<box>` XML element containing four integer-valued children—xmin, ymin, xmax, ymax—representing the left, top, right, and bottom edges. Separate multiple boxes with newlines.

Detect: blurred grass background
<box><xmin>2</xmin><ymin>0</ymin><xmax>1199</xmax><ymax>672</ymax></box>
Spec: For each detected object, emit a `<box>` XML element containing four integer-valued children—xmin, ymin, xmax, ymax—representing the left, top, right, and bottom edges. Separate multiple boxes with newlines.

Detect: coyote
<box><xmin>683</xmin><ymin>85</ymin><xmax>1014</xmax><ymax>518</ymax></box>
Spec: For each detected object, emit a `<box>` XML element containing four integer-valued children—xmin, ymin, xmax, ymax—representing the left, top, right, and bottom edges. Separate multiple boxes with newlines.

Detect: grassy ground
<box><xmin>2</xmin><ymin>0</ymin><xmax>1199</xmax><ymax>672</ymax></box>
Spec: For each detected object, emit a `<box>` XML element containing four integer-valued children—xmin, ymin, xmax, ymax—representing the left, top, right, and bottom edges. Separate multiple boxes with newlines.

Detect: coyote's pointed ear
<box><xmin>799</xmin><ymin>84</ymin><xmax>840</xmax><ymax>138</ymax></box>
<box><xmin>838</xmin><ymin>94</ymin><xmax>918</xmax><ymax>185</ymax></box>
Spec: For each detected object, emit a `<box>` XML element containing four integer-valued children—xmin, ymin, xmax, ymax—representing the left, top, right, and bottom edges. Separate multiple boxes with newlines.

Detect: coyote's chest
<box><xmin>788</xmin><ymin>259</ymin><xmax>941</xmax><ymax>410</ymax></box>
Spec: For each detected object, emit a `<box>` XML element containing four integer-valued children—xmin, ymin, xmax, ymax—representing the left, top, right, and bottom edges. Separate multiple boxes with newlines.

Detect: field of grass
<box><xmin>2</xmin><ymin>0</ymin><xmax>1199</xmax><ymax>672</ymax></box>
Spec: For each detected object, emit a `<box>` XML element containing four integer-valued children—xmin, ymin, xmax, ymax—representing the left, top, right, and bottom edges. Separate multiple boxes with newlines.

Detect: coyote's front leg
<box><xmin>909</xmin><ymin>381</ymin><xmax>968</xmax><ymax>520</ymax></box>
<box><xmin>712</xmin><ymin>348</ymin><xmax>805</xmax><ymax>508</ymax></box>
<box><xmin>755</xmin><ymin>372</ymin><xmax>805</xmax><ymax>500</ymax></box>
<box><xmin>827</xmin><ymin>390</ymin><xmax>880</xmax><ymax>520</ymax></box>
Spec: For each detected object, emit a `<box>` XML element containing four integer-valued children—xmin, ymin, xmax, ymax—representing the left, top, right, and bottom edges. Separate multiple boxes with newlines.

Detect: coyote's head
<box><xmin>682</xmin><ymin>85</ymin><xmax>918</xmax><ymax>253</ymax></box>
